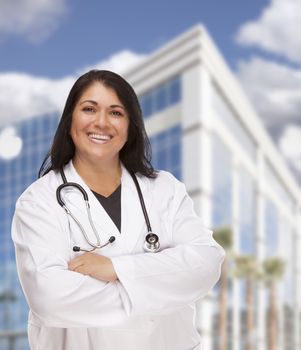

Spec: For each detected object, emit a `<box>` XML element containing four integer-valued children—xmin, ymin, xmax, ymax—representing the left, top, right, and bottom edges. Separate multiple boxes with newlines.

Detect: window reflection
<box><xmin>0</xmin><ymin>114</ymin><xmax>58</xmax><ymax>346</ymax></box>
<box><xmin>212</xmin><ymin>84</ymin><xmax>257</xmax><ymax>162</ymax></box>
<box><xmin>264</xmin><ymin>197</ymin><xmax>278</xmax><ymax>256</ymax></box>
<box><xmin>139</xmin><ymin>76</ymin><xmax>181</xmax><ymax>118</ymax></box>
<box><xmin>239</xmin><ymin>167</ymin><xmax>256</xmax><ymax>254</ymax></box>
<box><xmin>212</xmin><ymin>133</ymin><xmax>232</xmax><ymax>227</ymax></box>
<box><xmin>150</xmin><ymin>125</ymin><xmax>182</xmax><ymax>180</ymax></box>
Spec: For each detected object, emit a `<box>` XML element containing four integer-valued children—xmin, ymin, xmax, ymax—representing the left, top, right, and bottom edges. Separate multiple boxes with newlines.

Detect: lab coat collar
<box><xmin>63</xmin><ymin>160</ymin><xmax>151</xmax><ymax>254</ymax></box>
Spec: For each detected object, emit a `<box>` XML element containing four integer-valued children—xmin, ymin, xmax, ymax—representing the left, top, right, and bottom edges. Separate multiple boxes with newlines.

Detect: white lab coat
<box><xmin>12</xmin><ymin>161</ymin><xmax>224</xmax><ymax>350</ymax></box>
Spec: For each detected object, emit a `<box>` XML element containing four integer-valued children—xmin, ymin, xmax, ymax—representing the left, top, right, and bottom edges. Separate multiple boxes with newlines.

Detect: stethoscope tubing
<box><xmin>56</xmin><ymin>167</ymin><xmax>160</xmax><ymax>253</ymax></box>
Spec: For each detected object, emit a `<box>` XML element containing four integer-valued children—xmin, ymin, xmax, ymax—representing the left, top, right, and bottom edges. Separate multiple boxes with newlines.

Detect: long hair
<box><xmin>39</xmin><ymin>70</ymin><xmax>157</xmax><ymax>178</ymax></box>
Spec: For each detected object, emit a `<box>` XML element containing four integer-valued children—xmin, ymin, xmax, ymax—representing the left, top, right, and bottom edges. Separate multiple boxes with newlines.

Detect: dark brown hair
<box><xmin>39</xmin><ymin>69</ymin><xmax>157</xmax><ymax>178</ymax></box>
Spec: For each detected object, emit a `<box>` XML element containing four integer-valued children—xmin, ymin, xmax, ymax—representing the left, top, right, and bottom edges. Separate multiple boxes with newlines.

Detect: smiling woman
<box><xmin>70</xmin><ymin>82</ymin><xmax>129</xmax><ymax>189</ymax></box>
<box><xmin>11</xmin><ymin>69</ymin><xmax>224</xmax><ymax>350</ymax></box>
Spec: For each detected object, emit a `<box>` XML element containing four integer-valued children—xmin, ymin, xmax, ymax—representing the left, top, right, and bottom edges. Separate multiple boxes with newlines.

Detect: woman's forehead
<box><xmin>77</xmin><ymin>82</ymin><xmax>124</xmax><ymax>106</ymax></box>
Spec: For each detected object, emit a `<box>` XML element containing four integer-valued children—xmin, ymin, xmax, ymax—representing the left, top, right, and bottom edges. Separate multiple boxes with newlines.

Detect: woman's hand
<box><xmin>68</xmin><ymin>253</ymin><xmax>118</xmax><ymax>282</ymax></box>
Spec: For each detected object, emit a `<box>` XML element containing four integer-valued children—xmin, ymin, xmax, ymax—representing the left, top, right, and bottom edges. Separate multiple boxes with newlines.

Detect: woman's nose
<box><xmin>94</xmin><ymin>110</ymin><xmax>109</xmax><ymax>128</ymax></box>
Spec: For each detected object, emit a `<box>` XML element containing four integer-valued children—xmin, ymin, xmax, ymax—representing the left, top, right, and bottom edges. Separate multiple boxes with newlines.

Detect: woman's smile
<box><xmin>87</xmin><ymin>132</ymin><xmax>113</xmax><ymax>144</ymax></box>
<box><xmin>70</xmin><ymin>82</ymin><xmax>129</xmax><ymax>165</ymax></box>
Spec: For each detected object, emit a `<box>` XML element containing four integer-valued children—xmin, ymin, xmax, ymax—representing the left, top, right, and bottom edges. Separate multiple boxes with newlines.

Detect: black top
<box><xmin>92</xmin><ymin>184</ymin><xmax>121</xmax><ymax>233</ymax></box>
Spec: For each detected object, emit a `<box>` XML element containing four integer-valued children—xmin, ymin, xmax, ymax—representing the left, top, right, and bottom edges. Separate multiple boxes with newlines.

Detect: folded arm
<box><xmin>12</xmin><ymin>199</ymin><xmax>129</xmax><ymax>328</ymax></box>
<box><xmin>111</xmin><ymin>179</ymin><xmax>225</xmax><ymax>315</ymax></box>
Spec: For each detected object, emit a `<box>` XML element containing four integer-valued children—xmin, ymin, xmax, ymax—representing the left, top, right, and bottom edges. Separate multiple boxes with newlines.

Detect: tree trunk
<box><xmin>218</xmin><ymin>259</ymin><xmax>228</xmax><ymax>350</ymax></box>
<box><xmin>268</xmin><ymin>283</ymin><xmax>277</xmax><ymax>350</ymax></box>
<box><xmin>246</xmin><ymin>278</ymin><xmax>253</xmax><ymax>350</ymax></box>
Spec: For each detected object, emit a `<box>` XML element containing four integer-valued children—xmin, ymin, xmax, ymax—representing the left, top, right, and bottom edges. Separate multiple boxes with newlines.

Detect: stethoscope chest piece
<box><xmin>144</xmin><ymin>233</ymin><xmax>160</xmax><ymax>253</ymax></box>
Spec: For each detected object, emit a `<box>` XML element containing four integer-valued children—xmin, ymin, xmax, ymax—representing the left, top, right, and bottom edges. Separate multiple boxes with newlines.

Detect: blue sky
<box><xmin>1</xmin><ymin>0</ymin><xmax>301</xmax><ymax>181</ymax></box>
<box><xmin>0</xmin><ymin>0</ymin><xmax>268</xmax><ymax>77</ymax></box>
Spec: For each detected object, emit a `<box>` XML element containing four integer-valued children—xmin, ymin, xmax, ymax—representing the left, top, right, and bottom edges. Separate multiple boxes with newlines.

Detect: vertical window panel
<box><xmin>212</xmin><ymin>84</ymin><xmax>257</xmax><ymax>162</ymax></box>
<box><xmin>264</xmin><ymin>197</ymin><xmax>278</xmax><ymax>256</ymax></box>
<box><xmin>139</xmin><ymin>76</ymin><xmax>181</xmax><ymax>119</ymax></box>
<box><xmin>239</xmin><ymin>167</ymin><xmax>256</xmax><ymax>254</ymax></box>
<box><xmin>212</xmin><ymin>133</ymin><xmax>233</xmax><ymax>227</ymax></box>
<box><xmin>150</xmin><ymin>125</ymin><xmax>182</xmax><ymax>180</ymax></box>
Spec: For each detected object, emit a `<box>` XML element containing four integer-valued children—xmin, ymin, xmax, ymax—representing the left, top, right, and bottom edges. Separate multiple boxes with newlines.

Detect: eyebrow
<box><xmin>79</xmin><ymin>100</ymin><xmax>126</xmax><ymax>110</ymax></box>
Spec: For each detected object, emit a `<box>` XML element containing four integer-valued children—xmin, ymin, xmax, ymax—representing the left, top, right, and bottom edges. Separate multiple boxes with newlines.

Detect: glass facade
<box><xmin>212</xmin><ymin>84</ymin><xmax>257</xmax><ymax>162</ymax></box>
<box><xmin>211</xmin><ymin>133</ymin><xmax>233</xmax><ymax>228</ymax></box>
<box><xmin>0</xmin><ymin>114</ymin><xmax>58</xmax><ymax>350</ymax></box>
<box><xmin>264</xmin><ymin>197</ymin><xmax>279</xmax><ymax>257</ymax></box>
<box><xmin>239</xmin><ymin>167</ymin><xmax>256</xmax><ymax>254</ymax></box>
<box><xmin>265</xmin><ymin>160</ymin><xmax>295</xmax><ymax>213</ymax></box>
<box><xmin>139</xmin><ymin>76</ymin><xmax>181</xmax><ymax>118</ymax></box>
<box><xmin>150</xmin><ymin>125</ymin><xmax>182</xmax><ymax>180</ymax></box>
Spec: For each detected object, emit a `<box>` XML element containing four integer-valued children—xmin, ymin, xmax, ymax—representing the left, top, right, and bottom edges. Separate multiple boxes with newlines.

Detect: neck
<box><xmin>72</xmin><ymin>156</ymin><xmax>122</xmax><ymax>195</ymax></box>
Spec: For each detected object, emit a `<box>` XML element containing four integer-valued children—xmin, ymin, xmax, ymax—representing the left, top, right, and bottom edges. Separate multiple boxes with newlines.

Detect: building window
<box><xmin>239</xmin><ymin>167</ymin><xmax>256</xmax><ymax>254</ymax></box>
<box><xmin>264</xmin><ymin>197</ymin><xmax>278</xmax><ymax>256</ymax></box>
<box><xmin>0</xmin><ymin>113</ymin><xmax>58</xmax><ymax>339</ymax></box>
<box><xmin>264</xmin><ymin>160</ymin><xmax>295</xmax><ymax>213</ymax></box>
<box><xmin>139</xmin><ymin>76</ymin><xmax>181</xmax><ymax>118</ymax></box>
<box><xmin>212</xmin><ymin>133</ymin><xmax>233</xmax><ymax>227</ymax></box>
<box><xmin>212</xmin><ymin>84</ymin><xmax>257</xmax><ymax>162</ymax></box>
<box><xmin>279</xmin><ymin>222</ymin><xmax>295</xmax><ymax>350</ymax></box>
<box><xmin>150</xmin><ymin>125</ymin><xmax>182</xmax><ymax>180</ymax></box>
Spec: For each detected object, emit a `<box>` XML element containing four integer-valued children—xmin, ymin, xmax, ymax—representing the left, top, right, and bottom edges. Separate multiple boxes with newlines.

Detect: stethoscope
<box><xmin>56</xmin><ymin>168</ymin><xmax>160</xmax><ymax>253</ymax></box>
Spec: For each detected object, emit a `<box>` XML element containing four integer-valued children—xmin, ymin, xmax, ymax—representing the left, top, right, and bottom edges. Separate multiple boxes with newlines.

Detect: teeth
<box><xmin>89</xmin><ymin>133</ymin><xmax>111</xmax><ymax>140</ymax></box>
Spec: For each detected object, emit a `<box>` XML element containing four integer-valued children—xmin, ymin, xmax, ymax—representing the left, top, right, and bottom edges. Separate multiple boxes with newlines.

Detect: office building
<box><xmin>0</xmin><ymin>25</ymin><xmax>299</xmax><ymax>349</ymax></box>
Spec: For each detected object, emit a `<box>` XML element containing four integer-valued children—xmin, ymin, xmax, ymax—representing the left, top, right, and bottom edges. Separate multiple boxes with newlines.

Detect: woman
<box><xmin>12</xmin><ymin>70</ymin><xmax>224</xmax><ymax>350</ymax></box>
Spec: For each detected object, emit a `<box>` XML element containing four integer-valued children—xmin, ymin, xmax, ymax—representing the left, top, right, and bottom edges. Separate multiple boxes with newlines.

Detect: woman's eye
<box><xmin>111</xmin><ymin>110</ymin><xmax>123</xmax><ymax>116</ymax></box>
<box><xmin>82</xmin><ymin>106</ymin><xmax>95</xmax><ymax>113</ymax></box>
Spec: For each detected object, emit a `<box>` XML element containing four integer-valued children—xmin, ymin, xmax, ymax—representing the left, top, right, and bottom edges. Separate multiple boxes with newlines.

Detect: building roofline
<box><xmin>125</xmin><ymin>23</ymin><xmax>301</xmax><ymax>204</ymax></box>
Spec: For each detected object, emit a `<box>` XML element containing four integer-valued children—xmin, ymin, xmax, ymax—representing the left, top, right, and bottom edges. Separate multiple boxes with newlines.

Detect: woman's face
<box><xmin>70</xmin><ymin>82</ymin><xmax>129</xmax><ymax>166</ymax></box>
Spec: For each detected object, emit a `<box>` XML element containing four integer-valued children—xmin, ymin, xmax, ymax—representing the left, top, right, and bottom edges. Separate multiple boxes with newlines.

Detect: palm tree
<box><xmin>261</xmin><ymin>258</ymin><xmax>285</xmax><ymax>350</ymax></box>
<box><xmin>213</xmin><ymin>226</ymin><xmax>233</xmax><ymax>350</ymax></box>
<box><xmin>233</xmin><ymin>255</ymin><xmax>259</xmax><ymax>350</ymax></box>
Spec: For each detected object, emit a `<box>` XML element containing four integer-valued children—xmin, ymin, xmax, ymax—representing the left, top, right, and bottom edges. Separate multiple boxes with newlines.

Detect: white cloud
<box><xmin>237</xmin><ymin>57</ymin><xmax>301</xmax><ymax>131</ymax></box>
<box><xmin>236</xmin><ymin>0</ymin><xmax>301</xmax><ymax>182</ymax></box>
<box><xmin>0</xmin><ymin>73</ymin><xmax>74</xmax><ymax>125</ymax></box>
<box><xmin>0</xmin><ymin>50</ymin><xmax>145</xmax><ymax>128</ymax></box>
<box><xmin>0</xmin><ymin>127</ymin><xmax>22</xmax><ymax>160</ymax></box>
<box><xmin>0</xmin><ymin>0</ymin><xmax>67</xmax><ymax>43</ymax></box>
<box><xmin>236</xmin><ymin>0</ymin><xmax>301</xmax><ymax>64</ymax></box>
<box><xmin>279</xmin><ymin>125</ymin><xmax>301</xmax><ymax>173</ymax></box>
<box><xmin>78</xmin><ymin>50</ymin><xmax>146</xmax><ymax>76</ymax></box>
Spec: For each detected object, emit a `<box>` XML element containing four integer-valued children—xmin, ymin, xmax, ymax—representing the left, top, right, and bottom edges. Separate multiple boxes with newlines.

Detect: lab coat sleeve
<box><xmin>12</xmin><ymin>198</ymin><xmax>129</xmax><ymax>328</ymax></box>
<box><xmin>111</xmin><ymin>176</ymin><xmax>225</xmax><ymax>315</ymax></box>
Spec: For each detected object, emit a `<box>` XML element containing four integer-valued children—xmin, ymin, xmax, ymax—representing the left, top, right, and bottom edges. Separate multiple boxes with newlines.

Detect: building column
<box><xmin>231</xmin><ymin>156</ymin><xmax>241</xmax><ymax>350</ymax></box>
<box><xmin>256</xmin><ymin>150</ymin><xmax>266</xmax><ymax>350</ymax></box>
<box><xmin>294</xmin><ymin>210</ymin><xmax>301</xmax><ymax>349</ymax></box>
<box><xmin>182</xmin><ymin>64</ymin><xmax>215</xmax><ymax>349</ymax></box>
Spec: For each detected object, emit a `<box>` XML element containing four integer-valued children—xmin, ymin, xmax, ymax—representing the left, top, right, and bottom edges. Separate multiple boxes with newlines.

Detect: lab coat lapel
<box><xmin>120</xmin><ymin>164</ymin><xmax>151</xmax><ymax>253</ymax></box>
<box><xmin>63</xmin><ymin>162</ymin><xmax>122</xmax><ymax>250</ymax></box>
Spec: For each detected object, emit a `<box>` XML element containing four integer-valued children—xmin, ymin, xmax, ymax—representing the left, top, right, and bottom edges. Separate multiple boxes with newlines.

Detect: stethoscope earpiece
<box><xmin>72</xmin><ymin>236</ymin><xmax>116</xmax><ymax>252</ymax></box>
